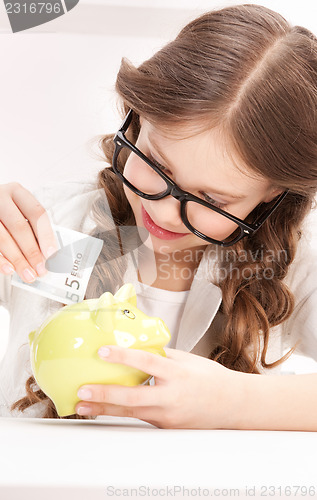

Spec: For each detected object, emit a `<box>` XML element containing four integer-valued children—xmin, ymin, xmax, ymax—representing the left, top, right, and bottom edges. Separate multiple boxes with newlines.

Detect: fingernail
<box><xmin>77</xmin><ymin>406</ymin><xmax>91</xmax><ymax>416</ymax></box>
<box><xmin>44</xmin><ymin>246</ymin><xmax>57</xmax><ymax>260</ymax></box>
<box><xmin>98</xmin><ymin>347</ymin><xmax>110</xmax><ymax>358</ymax></box>
<box><xmin>36</xmin><ymin>262</ymin><xmax>47</xmax><ymax>277</ymax></box>
<box><xmin>22</xmin><ymin>268</ymin><xmax>37</xmax><ymax>283</ymax></box>
<box><xmin>77</xmin><ymin>388</ymin><xmax>92</xmax><ymax>400</ymax></box>
<box><xmin>2</xmin><ymin>264</ymin><xmax>15</xmax><ymax>275</ymax></box>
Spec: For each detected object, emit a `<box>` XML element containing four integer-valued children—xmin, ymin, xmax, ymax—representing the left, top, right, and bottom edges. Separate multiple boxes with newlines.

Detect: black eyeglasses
<box><xmin>109</xmin><ymin>108</ymin><xmax>289</xmax><ymax>247</ymax></box>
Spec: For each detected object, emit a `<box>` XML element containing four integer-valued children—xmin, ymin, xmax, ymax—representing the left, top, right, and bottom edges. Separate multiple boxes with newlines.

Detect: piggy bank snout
<box><xmin>155</xmin><ymin>318</ymin><xmax>171</xmax><ymax>341</ymax></box>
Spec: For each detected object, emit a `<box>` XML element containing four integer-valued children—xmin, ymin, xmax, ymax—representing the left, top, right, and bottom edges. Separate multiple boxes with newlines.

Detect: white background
<box><xmin>0</xmin><ymin>0</ymin><xmax>317</xmax><ymax>371</ymax></box>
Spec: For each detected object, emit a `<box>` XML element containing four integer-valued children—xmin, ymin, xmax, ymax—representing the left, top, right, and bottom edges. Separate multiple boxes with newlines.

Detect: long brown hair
<box><xmin>12</xmin><ymin>4</ymin><xmax>317</xmax><ymax>418</ymax></box>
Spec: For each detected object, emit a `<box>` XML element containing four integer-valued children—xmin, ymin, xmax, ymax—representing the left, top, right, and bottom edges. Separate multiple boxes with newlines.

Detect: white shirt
<box><xmin>0</xmin><ymin>180</ymin><xmax>317</xmax><ymax>418</ymax></box>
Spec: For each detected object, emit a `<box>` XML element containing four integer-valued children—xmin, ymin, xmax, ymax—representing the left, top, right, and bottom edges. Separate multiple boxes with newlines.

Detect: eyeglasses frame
<box><xmin>110</xmin><ymin>108</ymin><xmax>289</xmax><ymax>247</ymax></box>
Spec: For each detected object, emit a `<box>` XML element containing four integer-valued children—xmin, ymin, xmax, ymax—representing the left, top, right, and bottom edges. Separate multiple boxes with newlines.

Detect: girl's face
<box><xmin>123</xmin><ymin>117</ymin><xmax>282</xmax><ymax>256</ymax></box>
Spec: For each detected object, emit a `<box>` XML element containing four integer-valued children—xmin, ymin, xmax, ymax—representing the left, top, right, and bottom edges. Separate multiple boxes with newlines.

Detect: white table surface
<box><xmin>1</xmin><ymin>416</ymin><xmax>317</xmax><ymax>500</ymax></box>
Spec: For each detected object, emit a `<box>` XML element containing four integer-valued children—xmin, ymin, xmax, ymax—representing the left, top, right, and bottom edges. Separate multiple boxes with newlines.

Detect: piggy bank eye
<box><xmin>122</xmin><ymin>309</ymin><xmax>136</xmax><ymax>319</ymax></box>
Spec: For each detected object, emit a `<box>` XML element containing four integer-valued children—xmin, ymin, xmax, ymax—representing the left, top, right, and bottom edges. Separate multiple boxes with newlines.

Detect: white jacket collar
<box><xmin>176</xmin><ymin>246</ymin><xmax>222</xmax><ymax>351</ymax></box>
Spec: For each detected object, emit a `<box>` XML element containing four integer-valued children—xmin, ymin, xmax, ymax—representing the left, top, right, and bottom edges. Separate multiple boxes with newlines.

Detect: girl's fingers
<box><xmin>0</xmin><ymin>183</ymin><xmax>57</xmax><ymax>283</ymax></box>
<box><xmin>78</xmin><ymin>383</ymin><xmax>162</xmax><ymax>408</ymax></box>
<box><xmin>11</xmin><ymin>184</ymin><xmax>58</xmax><ymax>259</ymax></box>
<box><xmin>98</xmin><ymin>345</ymin><xmax>176</xmax><ymax>381</ymax></box>
<box><xmin>0</xmin><ymin>220</ymin><xmax>40</xmax><ymax>282</ymax></box>
<box><xmin>0</xmin><ymin>252</ymin><xmax>15</xmax><ymax>276</ymax></box>
<box><xmin>75</xmin><ymin>400</ymin><xmax>162</xmax><ymax>425</ymax></box>
<box><xmin>164</xmin><ymin>347</ymin><xmax>190</xmax><ymax>359</ymax></box>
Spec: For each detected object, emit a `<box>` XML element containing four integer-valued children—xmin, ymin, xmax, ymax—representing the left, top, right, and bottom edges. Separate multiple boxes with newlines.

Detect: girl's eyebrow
<box><xmin>147</xmin><ymin>136</ymin><xmax>247</xmax><ymax>200</ymax></box>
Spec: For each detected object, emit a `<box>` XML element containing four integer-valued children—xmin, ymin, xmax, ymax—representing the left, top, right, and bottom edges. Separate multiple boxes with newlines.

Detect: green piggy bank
<box><xmin>29</xmin><ymin>283</ymin><xmax>171</xmax><ymax>417</ymax></box>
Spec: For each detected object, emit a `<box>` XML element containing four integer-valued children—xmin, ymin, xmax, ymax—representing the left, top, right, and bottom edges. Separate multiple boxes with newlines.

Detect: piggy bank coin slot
<box><xmin>122</xmin><ymin>309</ymin><xmax>135</xmax><ymax>319</ymax></box>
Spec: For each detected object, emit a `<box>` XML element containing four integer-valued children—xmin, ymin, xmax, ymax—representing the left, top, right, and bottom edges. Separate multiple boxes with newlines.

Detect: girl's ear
<box><xmin>262</xmin><ymin>188</ymin><xmax>284</xmax><ymax>203</ymax></box>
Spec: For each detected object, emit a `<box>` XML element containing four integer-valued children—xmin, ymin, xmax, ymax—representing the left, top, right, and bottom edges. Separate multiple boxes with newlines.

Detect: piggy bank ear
<box><xmin>114</xmin><ymin>283</ymin><xmax>137</xmax><ymax>307</ymax></box>
<box><xmin>96</xmin><ymin>292</ymin><xmax>115</xmax><ymax>308</ymax></box>
<box><xmin>92</xmin><ymin>292</ymin><xmax>115</xmax><ymax>329</ymax></box>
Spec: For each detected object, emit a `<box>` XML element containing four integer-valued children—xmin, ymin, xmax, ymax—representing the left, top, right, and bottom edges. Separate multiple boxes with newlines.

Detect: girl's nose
<box><xmin>148</xmin><ymin>196</ymin><xmax>185</xmax><ymax>231</ymax></box>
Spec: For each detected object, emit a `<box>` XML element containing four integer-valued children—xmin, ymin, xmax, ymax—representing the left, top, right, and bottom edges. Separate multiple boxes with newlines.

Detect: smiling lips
<box><xmin>141</xmin><ymin>205</ymin><xmax>188</xmax><ymax>240</ymax></box>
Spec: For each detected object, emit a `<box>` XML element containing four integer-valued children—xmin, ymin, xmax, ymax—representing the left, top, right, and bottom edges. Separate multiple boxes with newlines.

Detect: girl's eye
<box><xmin>202</xmin><ymin>193</ymin><xmax>227</xmax><ymax>209</ymax></box>
<box><xmin>149</xmin><ymin>155</ymin><xmax>168</xmax><ymax>173</ymax></box>
<box><xmin>149</xmin><ymin>153</ymin><xmax>227</xmax><ymax>209</ymax></box>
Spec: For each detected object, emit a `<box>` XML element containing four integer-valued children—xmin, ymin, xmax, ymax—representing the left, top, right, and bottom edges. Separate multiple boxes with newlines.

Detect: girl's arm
<box><xmin>234</xmin><ymin>262</ymin><xmax>317</xmax><ymax>431</ymax></box>
<box><xmin>234</xmin><ymin>371</ymin><xmax>317</xmax><ymax>431</ymax></box>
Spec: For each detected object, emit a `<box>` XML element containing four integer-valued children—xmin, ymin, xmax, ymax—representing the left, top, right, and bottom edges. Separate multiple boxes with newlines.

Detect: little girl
<box><xmin>1</xmin><ymin>4</ymin><xmax>317</xmax><ymax>430</ymax></box>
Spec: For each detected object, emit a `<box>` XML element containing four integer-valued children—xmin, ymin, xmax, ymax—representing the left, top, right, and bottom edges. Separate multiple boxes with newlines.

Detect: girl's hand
<box><xmin>0</xmin><ymin>182</ymin><xmax>57</xmax><ymax>283</ymax></box>
<box><xmin>75</xmin><ymin>346</ymin><xmax>243</xmax><ymax>429</ymax></box>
